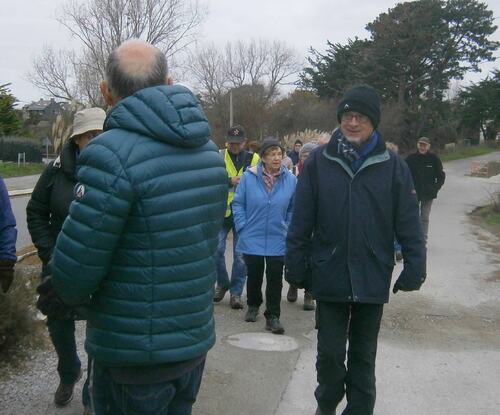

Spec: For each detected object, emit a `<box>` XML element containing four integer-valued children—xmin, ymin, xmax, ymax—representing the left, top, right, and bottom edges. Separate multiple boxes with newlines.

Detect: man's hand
<box><xmin>36</xmin><ymin>277</ymin><xmax>73</xmax><ymax>319</ymax></box>
<box><xmin>393</xmin><ymin>274</ymin><xmax>426</xmax><ymax>294</ymax></box>
<box><xmin>0</xmin><ymin>260</ymin><xmax>15</xmax><ymax>293</ymax></box>
<box><xmin>230</xmin><ymin>176</ymin><xmax>241</xmax><ymax>186</ymax></box>
<box><xmin>285</xmin><ymin>267</ymin><xmax>312</xmax><ymax>292</ymax></box>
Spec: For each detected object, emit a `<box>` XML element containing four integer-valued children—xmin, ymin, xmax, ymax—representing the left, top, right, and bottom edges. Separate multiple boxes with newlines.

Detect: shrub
<box><xmin>0</xmin><ymin>136</ymin><xmax>42</xmax><ymax>162</ymax></box>
<box><xmin>0</xmin><ymin>263</ymin><xmax>43</xmax><ymax>355</ymax></box>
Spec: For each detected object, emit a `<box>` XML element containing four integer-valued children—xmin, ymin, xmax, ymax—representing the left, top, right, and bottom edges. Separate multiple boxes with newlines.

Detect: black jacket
<box><xmin>405</xmin><ymin>152</ymin><xmax>445</xmax><ymax>201</ymax></box>
<box><xmin>27</xmin><ymin>141</ymin><xmax>78</xmax><ymax>266</ymax></box>
<box><xmin>288</xmin><ymin>150</ymin><xmax>300</xmax><ymax>166</ymax></box>
<box><xmin>285</xmin><ymin>132</ymin><xmax>426</xmax><ymax>304</ymax></box>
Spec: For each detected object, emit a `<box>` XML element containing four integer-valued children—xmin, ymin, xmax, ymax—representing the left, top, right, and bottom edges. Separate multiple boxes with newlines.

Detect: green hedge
<box><xmin>0</xmin><ymin>136</ymin><xmax>42</xmax><ymax>162</ymax></box>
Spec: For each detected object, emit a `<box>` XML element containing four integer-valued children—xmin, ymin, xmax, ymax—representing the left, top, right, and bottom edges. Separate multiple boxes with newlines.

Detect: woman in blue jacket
<box><xmin>232</xmin><ymin>137</ymin><xmax>296</xmax><ymax>334</ymax></box>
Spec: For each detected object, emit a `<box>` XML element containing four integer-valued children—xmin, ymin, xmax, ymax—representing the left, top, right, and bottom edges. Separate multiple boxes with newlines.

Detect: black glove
<box><xmin>36</xmin><ymin>276</ymin><xmax>73</xmax><ymax>319</ymax></box>
<box><xmin>285</xmin><ymin>267</ymin><xmax>312</xmax><ymax>291</ymax></box>
<box><xmin>393</xmin><ymin>275</ymin><xmax>426</xmax><ymax>294</ymax></box>
<box><xmin>0</xmin><ymin>259</ymin><xmax>15</xmax><ymax>293</ymax></box>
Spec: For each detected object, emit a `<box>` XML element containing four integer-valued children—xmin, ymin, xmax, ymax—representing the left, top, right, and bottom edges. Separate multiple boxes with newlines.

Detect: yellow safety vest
<box><xmin>224</xmin><ymin>149</ymin><xmax>260</xmax><ymax>217</ymax></box>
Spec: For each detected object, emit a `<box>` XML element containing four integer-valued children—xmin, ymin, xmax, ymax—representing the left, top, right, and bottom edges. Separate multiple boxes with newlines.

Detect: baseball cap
<box><xmin>226</xmin><ymin>126</ymin><xmax>245</xmax><ymax>143</ymax></box>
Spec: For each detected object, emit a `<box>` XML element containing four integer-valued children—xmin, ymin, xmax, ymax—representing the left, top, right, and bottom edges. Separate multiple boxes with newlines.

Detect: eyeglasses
<box><xmin>341</xmin><ymin>111</ymin><xmax>370</xmax><ymax>124</ymax></box>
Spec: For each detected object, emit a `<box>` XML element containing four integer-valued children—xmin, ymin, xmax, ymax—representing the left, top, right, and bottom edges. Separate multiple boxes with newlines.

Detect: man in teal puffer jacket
<box><xmin>51</xmin><ymin>40</ymin><xmax>227</xmax><ymax>415</ymax></box>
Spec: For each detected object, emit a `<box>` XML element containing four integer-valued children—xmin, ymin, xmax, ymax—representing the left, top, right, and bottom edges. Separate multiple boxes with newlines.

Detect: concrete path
<box><xmin>5</xmin><ymin>174</ymin><xmax>40</xmax><ymax>252</ymax></box>
<box><xmin>276</xmin><ymin>152</ymin><xmax>500</xmax><ymax>415</ymax></box>
<box><xmin>4</xmin><ymin>174</ymin><xmax>40</xmax><ymax>192</ymax></box>
<box><xmin>1</xmin><ymin>153</ymin><xmax>499</xmax><ymax>415</ymax></box>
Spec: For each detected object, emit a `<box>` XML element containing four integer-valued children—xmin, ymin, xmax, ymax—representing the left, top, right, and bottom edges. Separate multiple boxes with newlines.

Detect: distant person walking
<box><xmin>233</xmin><ymin>137</ymin><xmax>296</xmax><ymax>334</ymax></box>
<box><xmin>288</xmin><ymin>139</ymin><xmax>303</xmax><ymax>166</ymax></box>
<box><xmin>405</xmin><ymin>137</ymin><xmax>446</xmax><ymax>242</ymax></box>
<box><xmin>214</xmin><ymin>126</ymin><xmax>259</xmax><ymax>309</ymax></box>
<box><xmin>286</xmin><ymin>85</ymin><xmax>426</xmax><ymax>415</ymax></box>
<box><xmin>0</xmin><ymin>176</ymin><xmax>17</xmax><ymax>293</ymax></box>
<box><xmin>27</xmin><ymin>107</ymin><xmax>105</xmax><ymax>412</ymax></box>
<box><xmin>287</xmin><ymin>140</ymin><xmax>318</xmax><ymax>310</ymax></box>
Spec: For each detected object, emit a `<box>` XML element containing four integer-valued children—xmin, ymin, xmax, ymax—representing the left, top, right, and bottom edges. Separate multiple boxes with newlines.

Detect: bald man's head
<box><xmin>103</xmin><ymin>39</ymin><xmax>168</xmax><ymax>103</ymax></box>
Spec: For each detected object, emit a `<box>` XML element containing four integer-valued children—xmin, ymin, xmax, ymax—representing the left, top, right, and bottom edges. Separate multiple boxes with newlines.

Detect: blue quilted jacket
<box><xmin>52</xmin><ymin>85</ymin><xmax>227</xmax><ymax>366</ymax></box>
<box><xmin>232</xmin><ymin>163</ymin><xmax>296</xmax><ymax>256</ymax></box>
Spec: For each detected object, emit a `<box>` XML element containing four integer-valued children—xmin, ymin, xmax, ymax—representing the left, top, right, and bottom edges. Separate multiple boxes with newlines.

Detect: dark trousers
<box><xmin>90</xmin><ymin>360</ymin><xmax>205</xmax><ymax>415</ymax></box>
<box><xmin>243</xmin><ymin>255</ymin><xmax>284</xmax><ymax>318</ymax></box>
<box><xmin>315</xmin><ymin>302</ymin><xmax>384</xmax><ymax>415</ymax></box>
<box><xmin>46</xmin><ymin>318</ymin><xmax>90</xmax><ymax>405</ymax></box>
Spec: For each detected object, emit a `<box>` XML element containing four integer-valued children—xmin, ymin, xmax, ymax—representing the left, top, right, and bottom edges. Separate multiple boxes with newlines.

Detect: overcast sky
<box><xmin>0</xmin><ymin>0</ymin><xmax>498</xmax><ymax>105</ymax></box>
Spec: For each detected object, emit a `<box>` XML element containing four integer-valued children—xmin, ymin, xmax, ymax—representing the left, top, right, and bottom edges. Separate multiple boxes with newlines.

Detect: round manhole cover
<box><xmin>226</xmin><ymin>332</ymin><xmax>299</xmax><ymax>352</ymax></box>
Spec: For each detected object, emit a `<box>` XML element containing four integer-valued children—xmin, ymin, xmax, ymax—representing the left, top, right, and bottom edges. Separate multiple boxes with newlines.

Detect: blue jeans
<box><xmin>89</xmin><ymin>360</ymin><xmax>205</xmax><ymax>415</ymax></box>
<box><xmin>215</xmin><ymin>221</ymin><xmax>246</xmax><ymax>295</ymax></box>
<box><xmin>47</xmin><ymin>318</ymin><xmax>89</xmax><ymax>405</ymax></box>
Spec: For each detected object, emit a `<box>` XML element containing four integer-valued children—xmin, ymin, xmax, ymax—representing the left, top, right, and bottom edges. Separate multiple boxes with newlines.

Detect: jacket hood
<box><xmin>104</xmin><ymin>85</ymin><xmax>210</xmax><ymax>148</ymax></box>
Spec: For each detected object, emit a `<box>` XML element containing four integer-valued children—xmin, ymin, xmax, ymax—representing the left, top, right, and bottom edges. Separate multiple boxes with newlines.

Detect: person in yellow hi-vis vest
<box><xmin>214</xmin><ymin>126</ymin><xmax>259</xmax><ymax>309</ymax></box>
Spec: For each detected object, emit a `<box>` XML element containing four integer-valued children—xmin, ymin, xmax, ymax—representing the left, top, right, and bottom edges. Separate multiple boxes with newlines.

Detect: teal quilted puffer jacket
<box><xmin>52</xmin><ymin>85</ymin><xmax>228</xmax><ymax>366</ymax></box>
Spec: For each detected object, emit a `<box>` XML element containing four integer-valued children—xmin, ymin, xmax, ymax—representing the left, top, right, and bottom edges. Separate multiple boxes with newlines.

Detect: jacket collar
<box><xmin>323</xmin><ymin>130</ymin><xmax>389</xmax><ymax>178</ymax></box>
<box><xmin>59</xmin><ymin>141</ymin><xmax>78</xmax><ymax>181</ymax></box>
<box><xmin>325</xmin><ymin>129</ymin><xmax>387</xmax><ymax>160</ymax></box>
<box><xmin>248</xmin><ymin>161</ymin><xmax>286</xmax><ymax>177</ymax></box>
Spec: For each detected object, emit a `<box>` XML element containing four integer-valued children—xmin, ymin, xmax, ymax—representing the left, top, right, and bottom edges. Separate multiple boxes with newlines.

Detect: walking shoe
<box><xmin>245</xmin><ymin>306</ymin><xmax>259</xmax><ymax>322</ymax></box>
<box><xmin>230</xmin><ymin>295</ymin><xmax>244</xmax><ymax>309</ymax></box>
<box><xmin>265</xmin><ymin>316</ymin><xmax>285</xmax><ymax>334</ymax></box>
<box><xmin>286</xmin><ymin>285</ymin><xmax>298</xmax><ymax>302</ymax></box>
<box><xmin>54</xmin><ymin>369</ymin><xmax>82</xmax><ymax>407</ymax></box>
<box><xmin>213</xmin><ymin>286</ymin><xmax>228</xmax><ymax>302</ymax></box>
<box><xmin>303</xmin><ymin>292</ymin><xmax>315</xmax><ymax>311</ymax></box>
<box><xmin>395</xmin><ymin>250</ymin><xmax>403</xmax><ymax>262</ymax></box>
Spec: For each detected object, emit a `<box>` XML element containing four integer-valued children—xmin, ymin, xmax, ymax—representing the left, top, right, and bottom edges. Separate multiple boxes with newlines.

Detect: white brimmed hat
<box><xmin>70</xmin><ymin>108</ymin><xmax>106</xmax><ymax>138</ymax></box>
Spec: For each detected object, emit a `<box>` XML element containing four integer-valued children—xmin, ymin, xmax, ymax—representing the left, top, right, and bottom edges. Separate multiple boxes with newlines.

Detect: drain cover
<box><xmin>226</xmin><ymin>332</ymin><xmax>299</xmax><ymax>352</ymax></box>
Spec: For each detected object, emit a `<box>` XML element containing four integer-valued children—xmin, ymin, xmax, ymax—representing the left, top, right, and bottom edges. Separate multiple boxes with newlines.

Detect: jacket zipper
<box><xmin>347</xmin><ymin>179</ymin><xmax>356</xmax><ymax>302</ymax></box>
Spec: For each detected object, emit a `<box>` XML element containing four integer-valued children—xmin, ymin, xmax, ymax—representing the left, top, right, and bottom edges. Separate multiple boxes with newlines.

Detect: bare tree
<box><xmin>29</xmin><ymin>0</ymin><xmax>206</xmax><ymax>104</ymax></box>
<box><xmin>189</xmin><ymin>43</ymin><xmax>228</xmax><ymax>105</ymax></box>
<box><xmin>265</xmin><ymin>40</ymin><xmax>301</xmax><ymax>101</ymax></box>
<box><xmin>29</xmin><ymin>47</ymin><xmax>79</xmax><ymax>102</ymax></box>
<box><xmin>187</xmin><ymin>39</ymin><xmax>302</xmax><ymax>105</ymax></box>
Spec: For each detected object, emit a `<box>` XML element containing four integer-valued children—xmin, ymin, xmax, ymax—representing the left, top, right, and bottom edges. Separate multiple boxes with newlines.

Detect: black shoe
<box><xmin>54</xmin><ymin>369</ymin><xmax>82</xmax><ymax>407</ymax></box>
<box><xmin>265</xmin><ymin>316</ymin><xmax>284</xmax><ymax>334</ymax></box>
<box><xmin>245</xmin><ymin>306</ymin><xmax>259</xmax><ymax>322</ymax></box>
<box><xmin>213</xmin><ymin>286</ymin><xmax>228</xmax><ymax>303</ymax></box>
<box><xmin>286</xmin><ymin>285</ymin><xmax>298</xmax><ymax>302</ymax></box>
<box><xmin>230</xmin><ymin>295</ymin><xmax>244</xmax><ymax>309</ymax></box>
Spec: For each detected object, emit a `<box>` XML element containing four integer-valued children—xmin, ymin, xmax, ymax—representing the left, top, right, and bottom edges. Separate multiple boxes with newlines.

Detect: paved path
<box><xmin>5</xmin><ymin>175</ymin><xmax>40</xmax><ymax>252</ymax></box>
<box><xmin>1</xmin><ymin>154</ymin><xmax>500</xmax><ymax>415</ymax></box>
<box><xmin>4</xmin><ymin>174</ymin><xmax>40</xmax><ymax>192</ymax></box>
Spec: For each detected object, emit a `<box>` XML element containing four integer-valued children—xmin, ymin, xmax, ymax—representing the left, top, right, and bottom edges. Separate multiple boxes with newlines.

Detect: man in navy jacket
<box><xmin>286</xmin><ymin>85</ymin><xmax>426</xmax><ymax>415</ymax></box>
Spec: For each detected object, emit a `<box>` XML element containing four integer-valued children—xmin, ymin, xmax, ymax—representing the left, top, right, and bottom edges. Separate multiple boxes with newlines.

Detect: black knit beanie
<box><xmin>337</xmin><ymin>85</ymin><xmax>381</xmax><ymax>128</ymax></box>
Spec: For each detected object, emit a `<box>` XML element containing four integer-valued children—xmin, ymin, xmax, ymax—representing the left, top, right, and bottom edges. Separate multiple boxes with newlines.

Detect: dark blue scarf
<box><xmin>336</xmin><ymin>130</ymin><xmax>379</xmax><ymax>172</ymax></box>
